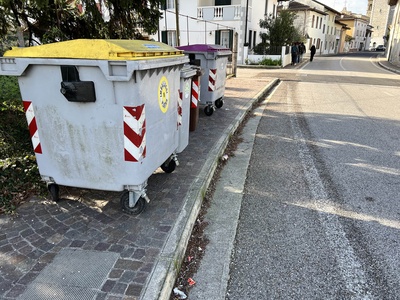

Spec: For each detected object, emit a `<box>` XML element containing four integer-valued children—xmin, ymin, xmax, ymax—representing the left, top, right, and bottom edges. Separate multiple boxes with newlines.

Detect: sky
<box><xmin>317</xmin><ymin>0</ymin><xmax>368</xmax><ymax>15</ymax></box>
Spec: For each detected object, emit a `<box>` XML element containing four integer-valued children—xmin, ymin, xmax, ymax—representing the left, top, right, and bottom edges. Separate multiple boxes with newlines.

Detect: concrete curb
<box><xmin>378</xmin><ymin>61</ymin><xmax>400</xmax><ymax>74</ymax></box>
<box><xmin>140</xmin><ymin>78</ymin><xmax>280</xmax><ymax>300</ymax></box>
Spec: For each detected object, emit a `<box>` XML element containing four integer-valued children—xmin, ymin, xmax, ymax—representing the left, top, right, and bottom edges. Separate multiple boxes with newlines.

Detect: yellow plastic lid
<box><xmin>3</xmin><ymin>39</ymin><xmax>184</xmax><ymax>60</ymax></box>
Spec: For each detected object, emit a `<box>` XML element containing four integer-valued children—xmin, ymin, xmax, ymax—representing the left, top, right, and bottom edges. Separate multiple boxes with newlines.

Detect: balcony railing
<box><xmin>197</xmin><ymin>5</ymin><xmax>244</xmax><ymax>21</ymax></box>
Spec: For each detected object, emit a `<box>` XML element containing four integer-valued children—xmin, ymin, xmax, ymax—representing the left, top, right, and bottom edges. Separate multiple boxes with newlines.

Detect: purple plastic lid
<box><xmin>177</xmin><ymin>44</ymin><xmax>231</xmax><ymax>52</ymax></box>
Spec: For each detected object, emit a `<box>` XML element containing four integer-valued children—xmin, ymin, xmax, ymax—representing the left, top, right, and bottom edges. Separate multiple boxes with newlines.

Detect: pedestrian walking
<box><xmin>291</xmin><ymin>43</ymin><xmax>298</xmax><ymax>65</ymax></box>
<box><xmin>310</xmin><ymin>45</ymin><xmax>316</xmax><ymax>62</ymax></box>
<box><xmin>300</xmin><ymin>42</ymin><xmax>306</xmax><ymax>62</ymax></box>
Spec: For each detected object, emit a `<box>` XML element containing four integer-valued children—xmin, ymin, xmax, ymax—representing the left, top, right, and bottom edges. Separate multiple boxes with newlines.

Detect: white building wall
<box><xmin>304</xmin><ymin>10</ymin><xmax>328</xmax><ymax>54</ymax></box>
<box><xmin>289</xmin><ymin>1</ymin><xmax>341</xmax><ymax>54</ymax></box>
<box><xmin>324</xmin><ymin>11</ymin><xmax>338</xmax><ymax>54</ymax></box>
<box><xmin>150</xmin><ymin>0</ymin><xmax>278</xmax><ymax>64</ymax></box>
<box><xmin>248</xmin><ymin>0</ymin><xmax>278</xmax><ymax>49</ymax></box>
<box><xmin>353</xmin><ymin>18</ymin><xmax>369</xmax><ymax>50</ymax></box>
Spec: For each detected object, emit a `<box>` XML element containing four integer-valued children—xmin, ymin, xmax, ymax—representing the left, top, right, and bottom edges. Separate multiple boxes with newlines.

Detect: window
<box><xmin>264</xmin><ymin>0</ymin><xmax>268</xmax><ymax>15</ymax></box>
<box><xmin>249</xmin><ymin>30</ymin><xmax>253</xmax><ymax>49</ymax></box>
<box><xmin>312</xmin><ymin>15</ymin><xmax>315</xmax><ymax>28</ymax></box>
<box><xmin>323</xmin><ymin>24</ymin><xmax>325</xmax><ymax>34</ymax></box>
<box><xmin>320</xmin><ymin>18</ymin><xmax>322</xmax><ymax>29</ymax></box>
<box><xmin>316</xmin><ymin>16</ymin><xmax>319</xmax><ymax>28</ymax></box>
<box><xmin>161</xmin><ymin>30</ymin><xmax>177</xmax><ymax>47</ymax></box>
<box><xmin>215</xmin><ymin>0</ymin><xmax>231</xmax><ymax>5</ymax></box>
<box><xmin>215</xmin><ymin>30</ymin><xmax>233</xmax><ymax>49</ymax></box>
<box><xmin>162</xmin><ymin>0</ymin><xmax>174</xmax><ymax>9</ymax></box>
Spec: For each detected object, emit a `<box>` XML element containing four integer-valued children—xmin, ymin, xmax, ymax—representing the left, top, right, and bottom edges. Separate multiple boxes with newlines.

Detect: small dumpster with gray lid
<box><xmin>0</xmin><ymin>39</ymin><xmax>189</xmax><ymax>214</ymax></box>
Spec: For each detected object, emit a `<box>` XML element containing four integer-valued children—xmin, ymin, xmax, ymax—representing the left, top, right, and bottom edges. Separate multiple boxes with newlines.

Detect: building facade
<box><xmin>151</xmin><ymin>0</ymin><xmax>279</xmax><ymax>64</ymax></box>
<box><xmin>338</xmin><ymin>13</ymin><xmax>370</xmax><ymax>51</ymax></box>
<box><xmin>367</xmin><ymin>0</ymin><xmax>391</xmax><ymax>48</ymax></box>
<box><xmin>279</xmin><ymin>0</ymin><xmax>347</xmax><ymax>54</ymax></box>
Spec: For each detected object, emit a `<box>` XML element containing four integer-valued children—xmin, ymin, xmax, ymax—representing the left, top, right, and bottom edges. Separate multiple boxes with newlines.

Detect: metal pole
<box><xmin>244</xmin><ymin>0</ymin><xmax>249</xmax><ymax>46</ymax></box>
<box><xmin>175</xmin><ymin>0</ymin><xmax>180</xmax><ymax>46</ymax></box>
<box><xmin>187</xmin><ymin>15</ymin><xmax>189</xmax><ymax>45</ymax></box>
<box><xmin>205</xmin><ymin>21</ymin><xmax>207</xmax><ymax>43</ymax></box>
<box><xmin>232</xmin><ymin>32</ymin><xmax>238</xmax><ymax>77</ymax></box>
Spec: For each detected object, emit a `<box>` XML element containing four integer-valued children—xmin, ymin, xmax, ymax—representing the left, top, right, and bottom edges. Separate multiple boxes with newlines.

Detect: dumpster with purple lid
<box><xmin>177</xmin><ymin>44</ymin><xmax>232</xmax><ymax>116</ymax></box>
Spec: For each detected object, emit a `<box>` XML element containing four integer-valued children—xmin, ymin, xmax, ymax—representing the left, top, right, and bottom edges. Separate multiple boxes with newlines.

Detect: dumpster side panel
<box><xmin>18</xmin><ymin>65</ymin><xmax>126</xmax><ymax>190</ymax></box>
<box><xmin>177</xmin><ymin>76</ymin><xmax>192</xmax><ymax>153</ymax></box>
<box><xmin>197</xmin><ymin>54</ymin><xmax>229</xmax><ymax>104</ymax></box>
<box><xmin>215</xmin><ymin>55</ymin><xmax>229</xmax><ymax>97</ymax></box>
<box><xmin>198</xmin><ymin>54</ymin><xmax>215</xmax><ymax>104</ymax></box>
<box><xmin>118</xmin><ymin>68</ymin><xmax>184</xmax><ymax>189</ymax></box>
<box><xmin>130</xmin><ymin>67</ymin><xmax>179</xmax><ymax>171</ymax></box>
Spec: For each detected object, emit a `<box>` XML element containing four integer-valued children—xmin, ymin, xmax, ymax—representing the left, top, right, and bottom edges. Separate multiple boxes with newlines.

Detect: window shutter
<box><xmin>229</xmin><ymin>30</ymin><xmax>233</xmax><ymax>49</ymax></box>
<box><xmin>162</xmin><ymin>31</ymin><xmax>168</xmax><ymax>44</ymax></box>
<box><xmin>215</xmin><ymin>30</ymin><xmax>221</xmax><ymax>44</ymax></box>
<box><xmin>161</xmin><ymin>0</ymin><xmax>166</xmax><ymax>10</ymax></box>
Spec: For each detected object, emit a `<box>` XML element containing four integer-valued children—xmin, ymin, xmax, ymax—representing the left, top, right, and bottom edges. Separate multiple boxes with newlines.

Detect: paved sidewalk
<box><xmin>0</xmin><ymin>69</ymin><xmax>278</xmax><ymax>300</ymax></box>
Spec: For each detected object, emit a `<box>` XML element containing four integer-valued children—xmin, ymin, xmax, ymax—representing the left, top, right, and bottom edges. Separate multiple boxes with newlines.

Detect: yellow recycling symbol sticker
<box><xmin>158</xmin><ymin>76</ymin><xmax>169</xmax><ymax>113</ymax></box>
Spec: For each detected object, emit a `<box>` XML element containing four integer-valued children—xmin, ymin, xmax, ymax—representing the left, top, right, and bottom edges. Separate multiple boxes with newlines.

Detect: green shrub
<box><xmin>258</xmin><ymin>58</ymin><xmax>281</xmax><ymax>66</ymax></box>
<box><xmin>0</xmin><ymin>76</ymin><xmax>30</xmax><ymax>158</ymax></box>
<box><xmin>0</xmin><ymin>76</ymin><xmax>46</xmax><ymax>214</ymax></box>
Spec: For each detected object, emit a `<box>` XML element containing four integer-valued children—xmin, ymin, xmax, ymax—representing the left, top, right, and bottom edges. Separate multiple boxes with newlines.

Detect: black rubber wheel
<box><xmin>161</xmin><ymin>158</ymin><xmax>176</xmax><ymax>173</ymax></box>
<box><xmin>120</xmin><ymin>191</ymin><xmax>146</xmax><ymax>215</ymax></box>
<box><xmin>215</xmin><ymin>98</ymin><xmax>224</xmax><ymax>109</ymax></box>
<box><xmin>204</xmin><ymin>105</ymin><xmax>214</xmax><ymax>116</ymax></box>
<box><xmin>48</xmin><ymin>183</ymin><xmax>60</xmax><ymax>202</ymax></box>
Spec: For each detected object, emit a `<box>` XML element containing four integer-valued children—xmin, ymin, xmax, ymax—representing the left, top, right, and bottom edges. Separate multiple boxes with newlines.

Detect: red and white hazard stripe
<box><xmin>123</xmin><ymin>105</ymin><xmax>146</xmax><ymax>162</ymax></box>
<box><xmin>208</xmin><ymin>69</ymin><xmax>217</xmax><ymax>92</ymax></box>
<box><xmin>178</xmin><ymin>90</ymin><xmax>183</xmax><ymax>128</ymax></box>
<box><xmin>191</xmin><ymin>78</ymin><xmax>200</xmax><ymax>108</ymax></box>
<box><xmin>23</xmin><ymin>101</ymin><xmax>42</xmax><ymax>154</ymax></box>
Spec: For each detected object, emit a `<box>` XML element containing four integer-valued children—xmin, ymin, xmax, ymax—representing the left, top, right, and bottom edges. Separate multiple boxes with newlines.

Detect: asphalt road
<box><xmin>225</xmin><ymin>54</ymin><xmax>400</xmax><ymax>299</ymax></box>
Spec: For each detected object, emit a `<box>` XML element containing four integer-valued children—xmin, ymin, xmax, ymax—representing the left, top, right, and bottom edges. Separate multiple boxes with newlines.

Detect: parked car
<box><xmin>376</xmin><ymin>45</ymin><xmax>386</xmax><ymax>51</ymax></box>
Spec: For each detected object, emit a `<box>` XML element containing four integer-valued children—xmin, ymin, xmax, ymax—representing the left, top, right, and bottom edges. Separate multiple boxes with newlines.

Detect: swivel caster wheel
<box><xmin>161</xmin><ymin>158</ymin><xmax>176</xmax><ymax>173</ymax></box>
<box><xmin>47</xmin><ymin>183</ymin><xmax>60</xmax><ymax>202</ymax></box>
<box><xmin>120</xmin><ymin>191</ymin><xmax>146</xmax><ymax>215</ymax></box>
<box><xmin>204</xmin><ymin>105</ymin><xmax>215</xmax><ymax>116</ymax></box>
<box><xmin>215</xmin><ymin>98</ymin><xmax>224</xmax><ymax>109</ymax></box>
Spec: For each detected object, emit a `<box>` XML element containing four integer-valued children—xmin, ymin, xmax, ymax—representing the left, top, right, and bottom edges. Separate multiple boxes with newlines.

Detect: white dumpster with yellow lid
<box><xmin>0</xmin><ymin>39</ymin><xmax>189</xmax><ymax>214</ymax></box>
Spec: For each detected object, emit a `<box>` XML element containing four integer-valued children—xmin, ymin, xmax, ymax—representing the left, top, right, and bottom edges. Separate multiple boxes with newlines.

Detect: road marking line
<box><xmin>340</xmin><ymin>57</ymin><xmax>347</xmax><ymax>71</ymax></box>
<box><xmin>287</xmin><ymin>86</ymin><xmax>372</xmax><ymax>299</ymax></box>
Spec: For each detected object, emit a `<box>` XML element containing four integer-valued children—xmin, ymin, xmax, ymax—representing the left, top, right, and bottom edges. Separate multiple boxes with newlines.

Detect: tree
<box><xmin>345</xmin><ymin>34</ymin><xmax>354</xmax><ymax>43</ymax></box>
<box><xmin>255</xmin><ymin>9</ymin><xmax>302</xmax><ymax>54</ymax></box>
<box><xmin>0</xmin><ymin>0</ymin><xmax>164</xmax><ymax>46</ymax></box>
